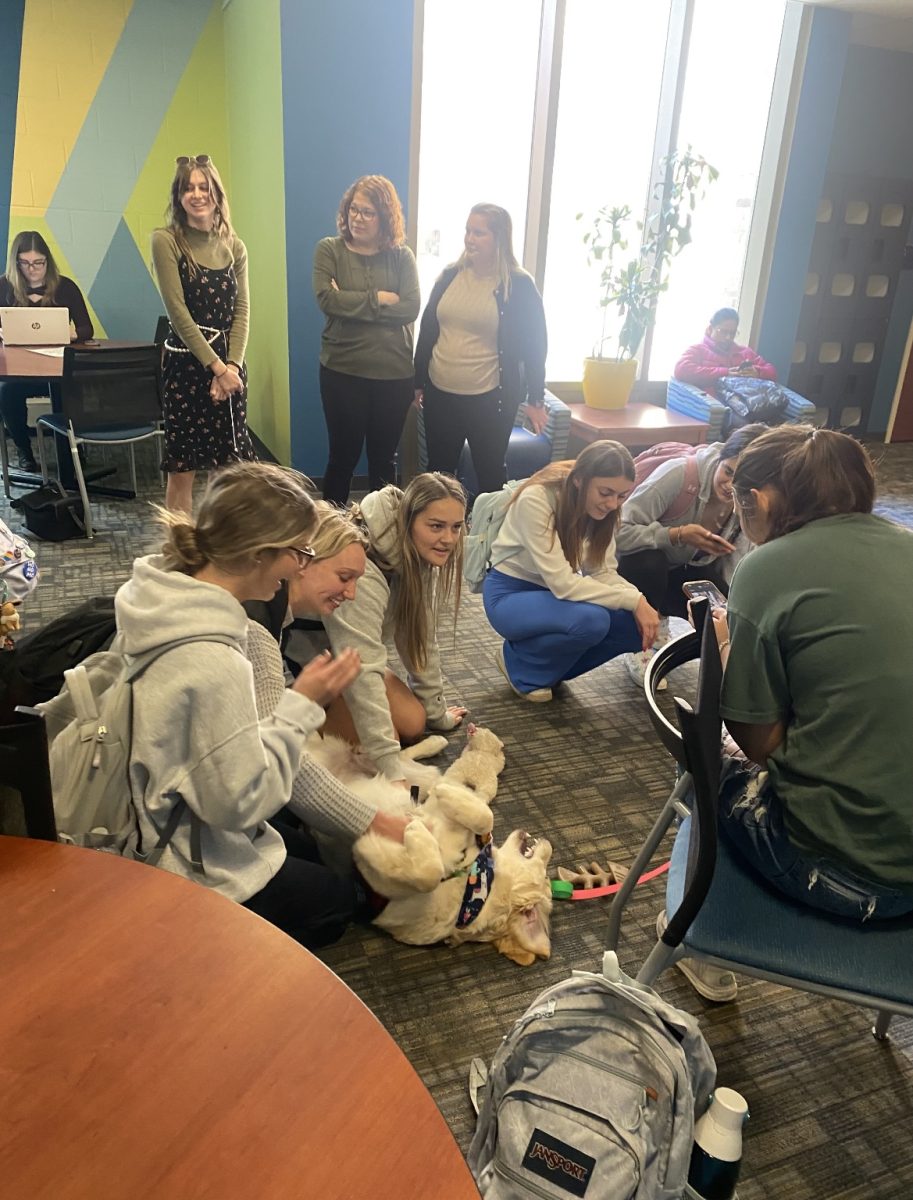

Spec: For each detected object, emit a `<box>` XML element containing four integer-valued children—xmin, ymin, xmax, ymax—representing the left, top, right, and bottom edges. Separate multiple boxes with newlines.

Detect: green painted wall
<box><xmin>223</xmin><ymin>0</ymin><xmax>290</xmax><ymax>462</ymax></box>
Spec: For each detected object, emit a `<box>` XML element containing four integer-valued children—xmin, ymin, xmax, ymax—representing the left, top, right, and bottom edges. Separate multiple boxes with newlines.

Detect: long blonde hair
<box><xmin>162</xmin><ymin>156</ymin><xmax>234</xmax><ymax>279</ymax></box>
<box><xmin>454</xmin><ymin>203</ymin><xmax>520</xmax><ymax>300</ymax></box>
<box><xmin>354</xmin><ymin>473</ymin><xmax>466</xmax><ymax>671</ymax></box>
<box><xmin>157</xmin><ymin>461</ymin><xmax>317</xmax><ymax>576</ymax></box>
<box><xmin>513</xmin><ymin>440</ymin><xmax>635</xmax><ymax>571</ymax></box>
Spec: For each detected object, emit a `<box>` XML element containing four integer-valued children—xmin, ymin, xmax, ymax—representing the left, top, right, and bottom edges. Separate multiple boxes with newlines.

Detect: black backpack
<box><xmin>0</xmin><ymin>595</ymin><xmax>117</xmax><ymax>721</ymax></box>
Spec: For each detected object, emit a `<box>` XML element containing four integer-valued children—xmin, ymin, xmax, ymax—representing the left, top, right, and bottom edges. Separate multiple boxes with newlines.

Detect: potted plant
<box><xmin>578</xmin><ymin>148</ymin><xmax>718</xmax><ymax>409</ymax></box>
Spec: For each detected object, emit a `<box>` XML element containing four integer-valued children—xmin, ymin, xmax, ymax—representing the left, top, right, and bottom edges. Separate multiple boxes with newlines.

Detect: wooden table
<box><xmin>566</xmin><ymin>400</ymin><xmax>708</xmax><ymax>449</ymax></box>
<box><xmin>0</xmin><ymin>340</ymin><xmax>152</xmax><ymax>379</ymax></box>
<box><xmin>0</xmin><ymin>837</ymin><xmax>480</xmax><ymax>1199</ymax></box>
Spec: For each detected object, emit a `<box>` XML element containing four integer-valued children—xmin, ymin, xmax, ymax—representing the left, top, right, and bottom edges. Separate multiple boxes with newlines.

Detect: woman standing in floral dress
<box><xmin>152</xmin><ymin>155</ymin><xmax>255</xmax><ymax>513</ymax></box>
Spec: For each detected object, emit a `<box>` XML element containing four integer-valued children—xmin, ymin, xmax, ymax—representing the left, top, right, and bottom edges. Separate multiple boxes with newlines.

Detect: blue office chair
<box><xmin>36</xmin><ymin>344</ymin><xmax>163</xmax><ymax>538</ymax></box>
<box><xmin>417</xmin><ymin>389</ymin><xmax>571</xmax><ymax>495</ymax></box>
<box><xmin>608</xmin><ymin>600</ymin><xmax>913</xmax><ymax>1041</ymax></box>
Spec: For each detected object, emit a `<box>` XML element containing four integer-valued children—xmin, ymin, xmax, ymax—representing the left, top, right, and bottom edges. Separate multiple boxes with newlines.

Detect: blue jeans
<box><xmin>719</xmin><ymin>759</ymin><xmax>913</xmax><ymax>921</ymax></box>
<box><xmin>482</xmin><ymin>568</ymin><xmax>641</xmax><ymax>692</ymax></box>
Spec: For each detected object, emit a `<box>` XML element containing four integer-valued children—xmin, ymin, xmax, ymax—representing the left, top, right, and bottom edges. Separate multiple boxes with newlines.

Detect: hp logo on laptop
<box><xmin>31</xmin><ymin>321</ymin><xmax>40</xmax><ymax>330</ymax></box>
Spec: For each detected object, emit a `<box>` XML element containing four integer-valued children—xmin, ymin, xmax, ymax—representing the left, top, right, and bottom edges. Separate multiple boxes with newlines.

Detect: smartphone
<box><xmin>682</xmin><ymin>579</ymin><xmax>726</xmax><ymax>609</ymax></box>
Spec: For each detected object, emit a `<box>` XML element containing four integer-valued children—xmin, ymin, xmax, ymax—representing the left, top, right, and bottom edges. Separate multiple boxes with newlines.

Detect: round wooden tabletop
<box><xmin>0</xmin><ymin>836</ymin><xmax>480</xmax><ymax>1199</ymax></box>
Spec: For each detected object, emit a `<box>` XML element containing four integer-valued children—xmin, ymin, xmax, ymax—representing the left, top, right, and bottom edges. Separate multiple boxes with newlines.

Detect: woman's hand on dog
<box><xmin>446</xmin><ymin>705</ymin><xmax>468</xmax><ymax>726</ymax></box>
<box><xmin>368</xmin><ymin>810</ymin><xmax>411</xmax><ymax>844</ymax></box>
<box><xmin>291</xmin><ymin>647</ymin><xmax>361</xmax><ymax>707</ymax></box>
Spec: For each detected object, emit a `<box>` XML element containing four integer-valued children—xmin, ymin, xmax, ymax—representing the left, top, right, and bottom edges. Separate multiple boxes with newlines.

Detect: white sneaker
<box><xmin>656</xmin><ymin>910</ymin><xmax>738</xmax><ymax>1002</ymax></box>
<box><xmin>496</xmin><ymin>645</ymin><xmax>552</xmax><ymax>703</ymax></box>
<box><xmin>624</xmin><ymin>617</ymin><xmax>671</xmax><ymax>692</ymax></box>
<box><xmin>624</xmin><ymin>649</ymin><xmax>668</xmax><ymax>692</ymax></box>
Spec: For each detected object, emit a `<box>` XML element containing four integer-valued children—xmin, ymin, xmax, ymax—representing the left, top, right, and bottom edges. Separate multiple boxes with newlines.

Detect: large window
<box><xmin>414</xmin><ymin>0</ymin><xmax>542</xmax><ymax>307</ymax></box>
<box><xmin>542</xmin><ymin>0</ymin><xmax>672</xmax><ymax>379</ymax></box>
<box><xmin>415</xmin><ymin>0</ymin><xmax>789</xmax><ymax>384</ymax></box>
<box><xmin>649</xmin><ymin>0</ymin><xmax>787</xmax><ymax>378</ymax></box>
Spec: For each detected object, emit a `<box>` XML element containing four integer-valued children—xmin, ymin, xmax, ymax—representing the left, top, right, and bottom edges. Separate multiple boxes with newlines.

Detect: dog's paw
<box><xmin>401</xmin><ymin>734</ymin><xmax>449</xmax><ymax>761</ymax></box>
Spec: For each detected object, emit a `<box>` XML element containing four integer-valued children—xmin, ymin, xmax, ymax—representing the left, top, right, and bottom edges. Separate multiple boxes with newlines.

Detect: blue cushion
<box><xmin>39</xmin><ymin>413</ymin><xmax>157</xmax><ymax>441</ymax></box>
<box><xmin>666</xmin><ymin>816</ymin><xmax>913</xmax><ymax>1006</ymax></box>
<box><xmin>506</xmin><ymin>428</ymin><xmax>551</xmax><ymax>477</ymax></box>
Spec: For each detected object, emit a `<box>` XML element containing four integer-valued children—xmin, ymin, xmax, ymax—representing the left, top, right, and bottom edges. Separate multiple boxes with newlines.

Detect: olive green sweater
<box><xmin>151</xmin><ymin>225</ymin><xmax>249</xmax><ymax>369</ymax></box>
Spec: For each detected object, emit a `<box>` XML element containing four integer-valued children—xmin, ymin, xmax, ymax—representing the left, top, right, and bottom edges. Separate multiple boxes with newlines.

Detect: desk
<box><xmin>0</xmin><ymin>340</ymin><xmax>155</xmax><ymax>497</ymax></box>
<box><xmin>0</xmin><ymin>837</ymin><xmax>480</xmax><ymax>1199</ymax></box>
<box><xmin>0</xmin><ymin>339</ymin><xmax>151</xmax><ymax>380</ymax></box>
<box><xmin>566</xmin><ymin>400</ymin><xmax>708</xmax><ymax>449</ymax></box>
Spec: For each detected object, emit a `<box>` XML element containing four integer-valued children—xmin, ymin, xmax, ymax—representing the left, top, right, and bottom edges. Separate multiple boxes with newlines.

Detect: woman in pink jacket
<box><xmin>674</xmin><ymin>307</ymin><xmax>776</xmax><ymax>396</ymax></box>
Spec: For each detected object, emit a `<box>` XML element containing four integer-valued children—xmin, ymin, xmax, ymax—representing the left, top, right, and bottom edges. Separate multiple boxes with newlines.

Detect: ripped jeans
<box><xmin>718</xmin><ymin>759</ymin><xmax>913</xmax><ymax>922</ymax></box>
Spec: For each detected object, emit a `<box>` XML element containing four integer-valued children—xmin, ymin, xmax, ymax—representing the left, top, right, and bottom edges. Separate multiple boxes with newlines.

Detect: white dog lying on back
<box><xmin>309</xmin><ymin>726</ymin><xmax>553</xmax><ymax>966</ymax></box>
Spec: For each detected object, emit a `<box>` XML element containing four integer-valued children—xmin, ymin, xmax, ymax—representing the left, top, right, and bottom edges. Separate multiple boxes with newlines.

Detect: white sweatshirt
<box><xmin>489</xmin><ymin>483</ymin><xmax>642</xmax><ymax>610</ymax></box>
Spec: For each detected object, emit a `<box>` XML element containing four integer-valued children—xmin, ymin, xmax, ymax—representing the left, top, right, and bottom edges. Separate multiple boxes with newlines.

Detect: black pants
<box><xmin>319</xmin><ymin>364</ymin><xmax>414</xmax><ymax>505</ymax></box>
<box><xmin>617</xmin><ymin>548</ymin><xmax>729</xmax><ymax>618</ymax></box>
<box><xmin>0</xmin><ymin>378</ymin><xmax>76</xmax><ymax>485</ymax></box>
<box><xmin>242</xmin><ymin>815</ymin><xmax>360</xmax><ymax>949</ymax></box>
<box><xmin>423</xmin><ymin>380</ymin><xmax>518</xmax><ymax>495</ymax></box>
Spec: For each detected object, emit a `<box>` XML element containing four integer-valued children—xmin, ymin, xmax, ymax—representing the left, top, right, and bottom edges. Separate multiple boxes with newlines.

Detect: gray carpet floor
<box><xmin>4</xmin><ymin>438</ymin><xmax>913</xmax><ymax>1200</ymax></box>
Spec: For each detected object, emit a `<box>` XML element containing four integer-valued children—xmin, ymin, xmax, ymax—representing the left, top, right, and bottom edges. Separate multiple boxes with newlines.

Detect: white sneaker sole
<box><xmin>656</xmin><ymin>911</ymin><xmax>738</xmax><ymax>1002</ymax></box>
<box><xmin>496</xmin><ymin>646</ymin><xmax>552</xmax><ymax>703</ymax></box>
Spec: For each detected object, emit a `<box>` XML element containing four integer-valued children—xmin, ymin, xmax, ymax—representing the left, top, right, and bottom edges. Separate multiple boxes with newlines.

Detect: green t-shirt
<box><xmin>721</xmin><ymin>513</ymin><xmax>913</xmax><ymax>888</ymax></box>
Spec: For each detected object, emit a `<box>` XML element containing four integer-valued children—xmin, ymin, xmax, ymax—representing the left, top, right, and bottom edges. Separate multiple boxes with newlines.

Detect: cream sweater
<box><xmin>490</xmin><ymin>484</ymin><xmax>642</xmax><ymax>610</ymax></box>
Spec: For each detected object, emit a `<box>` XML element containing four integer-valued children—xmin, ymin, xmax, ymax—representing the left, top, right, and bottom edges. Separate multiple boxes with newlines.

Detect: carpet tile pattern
<box><xmin>3</xmin><ymin>439</ymin><xmax>913</xmax><ymax>1199</ymax></box>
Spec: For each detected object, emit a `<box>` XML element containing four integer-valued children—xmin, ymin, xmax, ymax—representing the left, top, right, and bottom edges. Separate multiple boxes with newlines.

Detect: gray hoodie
<box><xmin>615</xmin><ymin>443</ymin><xmax>741</xmax><ymax>565</ymax></box>
<box><xmin>321</xmin><ymin>486</ymin><xmax>453</xmax><ymax>780</ymax></box>
<box><xmin>117</xmin><ymin>555</ymin><xmax>325</xmax><ymax>902</ymax></box>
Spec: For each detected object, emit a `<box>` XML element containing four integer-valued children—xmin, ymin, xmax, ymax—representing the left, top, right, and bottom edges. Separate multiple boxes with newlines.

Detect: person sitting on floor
<box><xmin>674</xmin><ymin>307</ymin><xmax>776</xmax><ymax>397</ymax></box>
<box><xmin>669</xmin><ymin>425</ymin><xmax>913</xmax><ymax>1004</ymax></box>
<box><xmin>615</xmin><ymin>424</ymin><xmax>767</xmax><ymax>686</ymax></box>
<box><xmin>111</xmin><ymin>460</ymin><xmax>367</xmax><ymax>949</ymax></box>
<box><xmin>317</xmin><ymin>473</ymin><xmax>469</xmax><ymax>784</ymax></box>
<box><xmin>483</xmin><ymin>440</ymin><xmax>660</xmax><ymax>703</ymax></box>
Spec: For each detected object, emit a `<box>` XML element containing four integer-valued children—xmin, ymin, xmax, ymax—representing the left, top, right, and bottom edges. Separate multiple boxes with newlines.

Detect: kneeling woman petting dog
<box><xmin>112</xmin><ymin>461</ymin><xmax>364</xmax><ymax>947</ymax></box>
<box><xmin>483</xmin><ymin>440</ymin><xmax>660</xmax><ymax>702</ymax></box>
<box><xmin>319</xmin><ymin>472</ymin><xmax>470</xmax><ymax>783</ymax></box>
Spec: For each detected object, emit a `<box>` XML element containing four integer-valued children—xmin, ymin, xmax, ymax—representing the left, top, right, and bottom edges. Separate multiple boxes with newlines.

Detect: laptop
<box><xmin>0</xmin><ymin>306</ymin><xmax>71</xmax><ymax>346</ymax></box>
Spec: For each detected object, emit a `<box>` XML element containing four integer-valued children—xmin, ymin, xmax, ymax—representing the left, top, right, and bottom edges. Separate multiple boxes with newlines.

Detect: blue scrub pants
<box><xmin>483</xmin><ymin>568</ymin><xmax>641</xmax><ymax>693</ymax></box>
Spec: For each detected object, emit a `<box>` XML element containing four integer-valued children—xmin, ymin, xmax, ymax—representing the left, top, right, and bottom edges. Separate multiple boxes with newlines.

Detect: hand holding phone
<box><xmin>682</xmin><ymin>579</ymin><xmax>727</xmax><ymax>610</ymax></box>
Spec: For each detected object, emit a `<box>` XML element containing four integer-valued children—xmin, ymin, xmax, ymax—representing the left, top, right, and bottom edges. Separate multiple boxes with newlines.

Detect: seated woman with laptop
<box><xmin>0</xmin><ymin>230</ymin><xmax>93</xmax><ymax>474</ymax></box>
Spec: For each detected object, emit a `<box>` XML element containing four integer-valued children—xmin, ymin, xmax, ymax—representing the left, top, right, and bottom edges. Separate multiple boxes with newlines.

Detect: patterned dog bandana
<box><xmin>455</xmin><ymin>842</ymin><xmax>495</xmax><ymax>929</ymax></box>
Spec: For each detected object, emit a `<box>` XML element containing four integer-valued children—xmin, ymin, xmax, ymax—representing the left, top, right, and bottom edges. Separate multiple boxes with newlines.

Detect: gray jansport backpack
<box><xmin>468</xmin><ymin>952</ymin><xmax>716</xmax><ymax>1199</ymax></box>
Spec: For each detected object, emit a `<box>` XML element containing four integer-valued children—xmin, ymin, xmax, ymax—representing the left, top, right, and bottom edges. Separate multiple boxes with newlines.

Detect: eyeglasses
<box><xmin>348</xmin><ymin>204</ymin><xmax>378</xmax><ymax>221</ymax></box>
<box><xmin>176</xmin><ymin>155</ymin><xmax>211</xmax><ymax>166</ymax></box>
<box><xmin>290</xmin><ymin>544</ymin><xmax>316</xmax><ymax>567</ymax></box>
<box><xmin>17</xmin><ymin>258</ymin><xmax>47</xmax><ymax>270</ymax></box>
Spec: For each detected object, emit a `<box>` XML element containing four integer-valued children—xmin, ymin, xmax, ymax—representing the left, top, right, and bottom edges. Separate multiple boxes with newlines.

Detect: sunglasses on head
<box><xmin>176</xmin><ymin>155</ymin><xmax>211</xmax><ymax>167</ymax></box>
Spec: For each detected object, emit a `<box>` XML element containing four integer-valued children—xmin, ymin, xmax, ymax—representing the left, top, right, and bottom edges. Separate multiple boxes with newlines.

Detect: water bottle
<box><xmin>686</xmin><ymin>1087</ymin><xmax>749</xmax><ymax>1200</ymax></box>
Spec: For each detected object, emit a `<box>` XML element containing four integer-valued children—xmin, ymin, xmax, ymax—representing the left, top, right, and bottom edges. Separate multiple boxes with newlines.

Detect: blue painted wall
<box><xmin>280</xmin><ymin>0</ymin><xmax>415</xmax><ymax>477</ymax></box>
<box><xmin>0</xmin><ymin>0</ymin><xmax>25</xmax><ymax>257</ymax></box>
<box><xmin>829</xmin><ymin>43</ymin><xmax>913</xmax><ymax>433</ymax></box>
<box><xmin>757</xmin><ymin>6</ymin><xmax>851</xmax><ymax>382</ymax></box>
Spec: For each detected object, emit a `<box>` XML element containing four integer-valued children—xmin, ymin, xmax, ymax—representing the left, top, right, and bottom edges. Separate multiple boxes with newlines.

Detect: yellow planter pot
<box><xmin>581</xmin><ymin>357</ymin><xmax>638</xmax><ymax>410</ymax></box>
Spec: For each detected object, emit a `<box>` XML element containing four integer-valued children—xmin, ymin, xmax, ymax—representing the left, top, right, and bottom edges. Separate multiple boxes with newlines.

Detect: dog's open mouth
<box><xmin>519</xmin><ymin>833</ymin><xmax>539</xmax><ymax>859</ymax></box>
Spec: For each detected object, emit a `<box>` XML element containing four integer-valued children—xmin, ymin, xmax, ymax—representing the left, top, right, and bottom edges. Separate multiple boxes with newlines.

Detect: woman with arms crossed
<box><xmin>152</xmin><ymin>156</ymin><xmax>254</xmax><ymax>514</ymax></box>
<box><xmin>313</xmin><ymin>175</ymin><xmax>420</xmax><ymax>504</ymax></box>
<box><xmin>484</xmin><ymin>440</ymin><xmax>660</xmax><ymax>703</ymax></box>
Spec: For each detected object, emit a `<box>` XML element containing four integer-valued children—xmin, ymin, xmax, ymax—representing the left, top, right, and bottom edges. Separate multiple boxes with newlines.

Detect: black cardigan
<box><xmin>414</xmin><ymin>266</ymin><xmax>547</xmax><ymax>409</ymax></box>
<box><xmin>0</xmin><ymin>274</ymin><xmax>94</xmax><ymax>342</ymax></box>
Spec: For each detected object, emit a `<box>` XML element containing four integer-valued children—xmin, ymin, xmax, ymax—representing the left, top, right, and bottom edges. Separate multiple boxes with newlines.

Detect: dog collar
<box><xmin>455</xmin><ymin>842</ymin><xmax>495</xmax><ymax>929</ymax></box>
